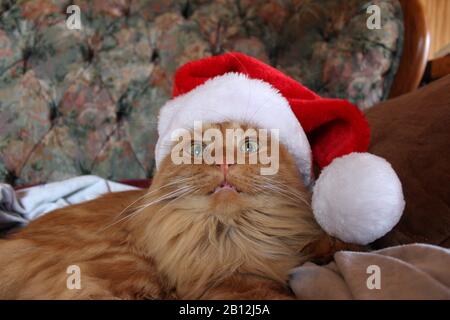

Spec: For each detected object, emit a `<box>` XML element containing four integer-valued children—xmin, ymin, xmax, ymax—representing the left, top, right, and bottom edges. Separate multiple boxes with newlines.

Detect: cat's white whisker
<box><xmin>155</xmin><ymin>186</ymin><xmax>204</xmax><ymax>214</ymax></box>
<box><xmin>255</xmin><ymin>176</ymin><xmax>309</xmax><ymax>206</ymax></box>
<box><xmin>101</xmin><ymin>185</ymin><xmax>197</xmax><ymax>231</ymax></box>
<box><xmin>111</xmin><ymin>177</ymin><xmax>196</xmax><ymax>223</ymax></box>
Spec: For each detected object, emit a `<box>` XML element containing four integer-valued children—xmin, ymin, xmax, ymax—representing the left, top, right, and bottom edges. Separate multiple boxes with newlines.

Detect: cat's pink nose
<box><xmin>219</xmin><ymin>163</ymin><xmax>233</xmax><ymax>177</ymax></box>
<box><xmin>220</xmin><ymin>163</ymin><xmax>228</xmax><ymax>177</ymax></box>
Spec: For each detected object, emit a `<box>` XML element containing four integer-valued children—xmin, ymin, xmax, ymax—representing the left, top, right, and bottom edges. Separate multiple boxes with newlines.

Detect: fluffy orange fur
<box><xmin>0</xmin><ymin>122</ymin><xmax>328</xmax><ymax>299</ymax></box>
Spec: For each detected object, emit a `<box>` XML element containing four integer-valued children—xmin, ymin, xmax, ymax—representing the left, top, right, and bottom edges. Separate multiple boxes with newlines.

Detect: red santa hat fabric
<box><xmin>171</xmin><ymin>52</ymin><xmax>370</xmax><ymax>169</ymax></box>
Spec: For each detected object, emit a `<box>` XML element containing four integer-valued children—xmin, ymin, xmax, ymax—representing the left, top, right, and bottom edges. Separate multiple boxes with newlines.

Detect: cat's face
<box><xmin>152</xmin><ymin>122</ymin><xmax>309</xmax><ymax>223</ymax></box>
<box><xmin>127</xmin><ymin>122</ymin><xmax>324</xmax><ymax>296</ymax></box>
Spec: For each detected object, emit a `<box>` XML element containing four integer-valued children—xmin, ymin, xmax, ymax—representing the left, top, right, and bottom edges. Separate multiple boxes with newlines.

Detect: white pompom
<box><xmin>312</xmin><ymin>152</ymin><xmax>405</xmax><ymax>245</ymax></box>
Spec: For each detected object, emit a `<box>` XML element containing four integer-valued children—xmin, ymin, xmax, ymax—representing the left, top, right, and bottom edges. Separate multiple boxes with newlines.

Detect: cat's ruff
<box><xmin>155</xmin><ymin>52</ymin><xmax>405</xmax><ymax>245</ymax></box>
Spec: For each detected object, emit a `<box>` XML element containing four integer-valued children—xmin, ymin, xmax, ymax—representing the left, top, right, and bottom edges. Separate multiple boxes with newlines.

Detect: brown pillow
<box><xmin>366</xmin><ymin>75</ymin><xmax>450</xmax><ymax>248</ymax></box>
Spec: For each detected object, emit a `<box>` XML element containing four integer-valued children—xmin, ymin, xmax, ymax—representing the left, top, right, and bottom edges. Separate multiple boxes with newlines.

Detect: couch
<box><xmin>0</xmin><ymin>0</ymin><xmax>404</xmax><ymax>186</ymax></box>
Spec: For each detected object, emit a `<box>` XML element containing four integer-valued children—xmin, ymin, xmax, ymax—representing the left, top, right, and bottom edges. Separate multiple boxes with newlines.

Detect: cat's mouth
<box><xmin>212</xmin><ymin>181</ymin><xmax>241</xmax><ymax>194</ymax></box>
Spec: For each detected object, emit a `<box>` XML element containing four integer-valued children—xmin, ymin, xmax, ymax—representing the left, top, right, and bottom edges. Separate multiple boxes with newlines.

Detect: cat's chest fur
<box><xmin>128</xmin><ymin>198</ymin><xmax>310</xmax><ymax>299</ymax></box>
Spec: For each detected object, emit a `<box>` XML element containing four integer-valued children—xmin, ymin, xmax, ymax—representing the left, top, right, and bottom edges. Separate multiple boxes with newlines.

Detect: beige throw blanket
<box><xmin>290</xmin><ymin>244</ymin><xmax>450</xmax><ymax>299</ymax></box>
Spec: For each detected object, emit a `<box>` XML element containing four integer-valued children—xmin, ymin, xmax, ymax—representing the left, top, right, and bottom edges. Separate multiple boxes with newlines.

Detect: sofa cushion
<box><xmin>367</xmin><ymin>75</ymin><xmax>450</xmax><ymax>248</ymax></box>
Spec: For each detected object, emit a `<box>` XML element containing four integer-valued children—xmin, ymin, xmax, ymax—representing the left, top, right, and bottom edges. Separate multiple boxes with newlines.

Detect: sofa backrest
<box><xmin>0</xmin><ymin>0</ymin><xmax>403</xmax><ymax>186</ymax></box>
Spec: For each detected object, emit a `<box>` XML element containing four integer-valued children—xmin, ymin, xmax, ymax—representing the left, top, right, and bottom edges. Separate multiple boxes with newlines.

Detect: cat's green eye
<box><xmin>190</xmin><ymin>142</ymin><xmax>204</xmax><ymax>157</ymax></box>
<box><xmin>240</xmin><ymin>138</ymin><xmax>259</xmax><ymax>153</ymax></box>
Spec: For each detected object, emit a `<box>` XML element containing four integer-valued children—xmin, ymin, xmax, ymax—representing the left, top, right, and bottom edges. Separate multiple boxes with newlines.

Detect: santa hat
<box><xmin>155</xmin><ymin>52</ymin><xmax>405</xmax><ymax>245</ymax></box>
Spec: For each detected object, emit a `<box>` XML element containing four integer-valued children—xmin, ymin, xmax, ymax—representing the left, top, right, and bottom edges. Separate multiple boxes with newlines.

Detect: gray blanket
<box><xmin>0</xmin><ymin>175</ymin><xmax>137</xmax><ymax>232</ymax></box>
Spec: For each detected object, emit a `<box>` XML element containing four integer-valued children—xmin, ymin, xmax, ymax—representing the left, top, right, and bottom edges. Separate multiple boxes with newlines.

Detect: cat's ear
<box><xmin>302</xmin><ymin>234</ymin><xmax>366</xmax><ymax>265</ymax></box>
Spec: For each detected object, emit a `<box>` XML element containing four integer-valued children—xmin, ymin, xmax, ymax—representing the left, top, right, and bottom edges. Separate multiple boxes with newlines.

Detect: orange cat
<box><xmin>0</xmin><ymin>122</ymin><xmax>330</xmax><ymax>299</ymax></box>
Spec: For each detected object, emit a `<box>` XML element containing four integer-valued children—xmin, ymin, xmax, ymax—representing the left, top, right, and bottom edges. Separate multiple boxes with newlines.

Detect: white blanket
<box><xmin>0</xmin><ymin>175</ymin><xmax>138</xmax><ymax>231</ymax></box>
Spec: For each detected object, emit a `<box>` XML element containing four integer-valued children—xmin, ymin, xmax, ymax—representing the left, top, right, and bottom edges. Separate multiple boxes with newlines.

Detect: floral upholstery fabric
<box><xmin>0</xmin><ymin>0</ymin><xmax>403</xmax><ymax>186</ymax></box>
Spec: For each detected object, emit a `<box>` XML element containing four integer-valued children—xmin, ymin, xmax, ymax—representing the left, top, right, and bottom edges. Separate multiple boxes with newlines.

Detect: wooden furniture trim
<box><xmin>428</xmin><ymin>54</ymin><xmax>450</xmax><ymax>81</ymax></box>
<box><xmin>389</xmin><ymin>0</ymin><xmax>430</xmax><ymax>98</ymax></box>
